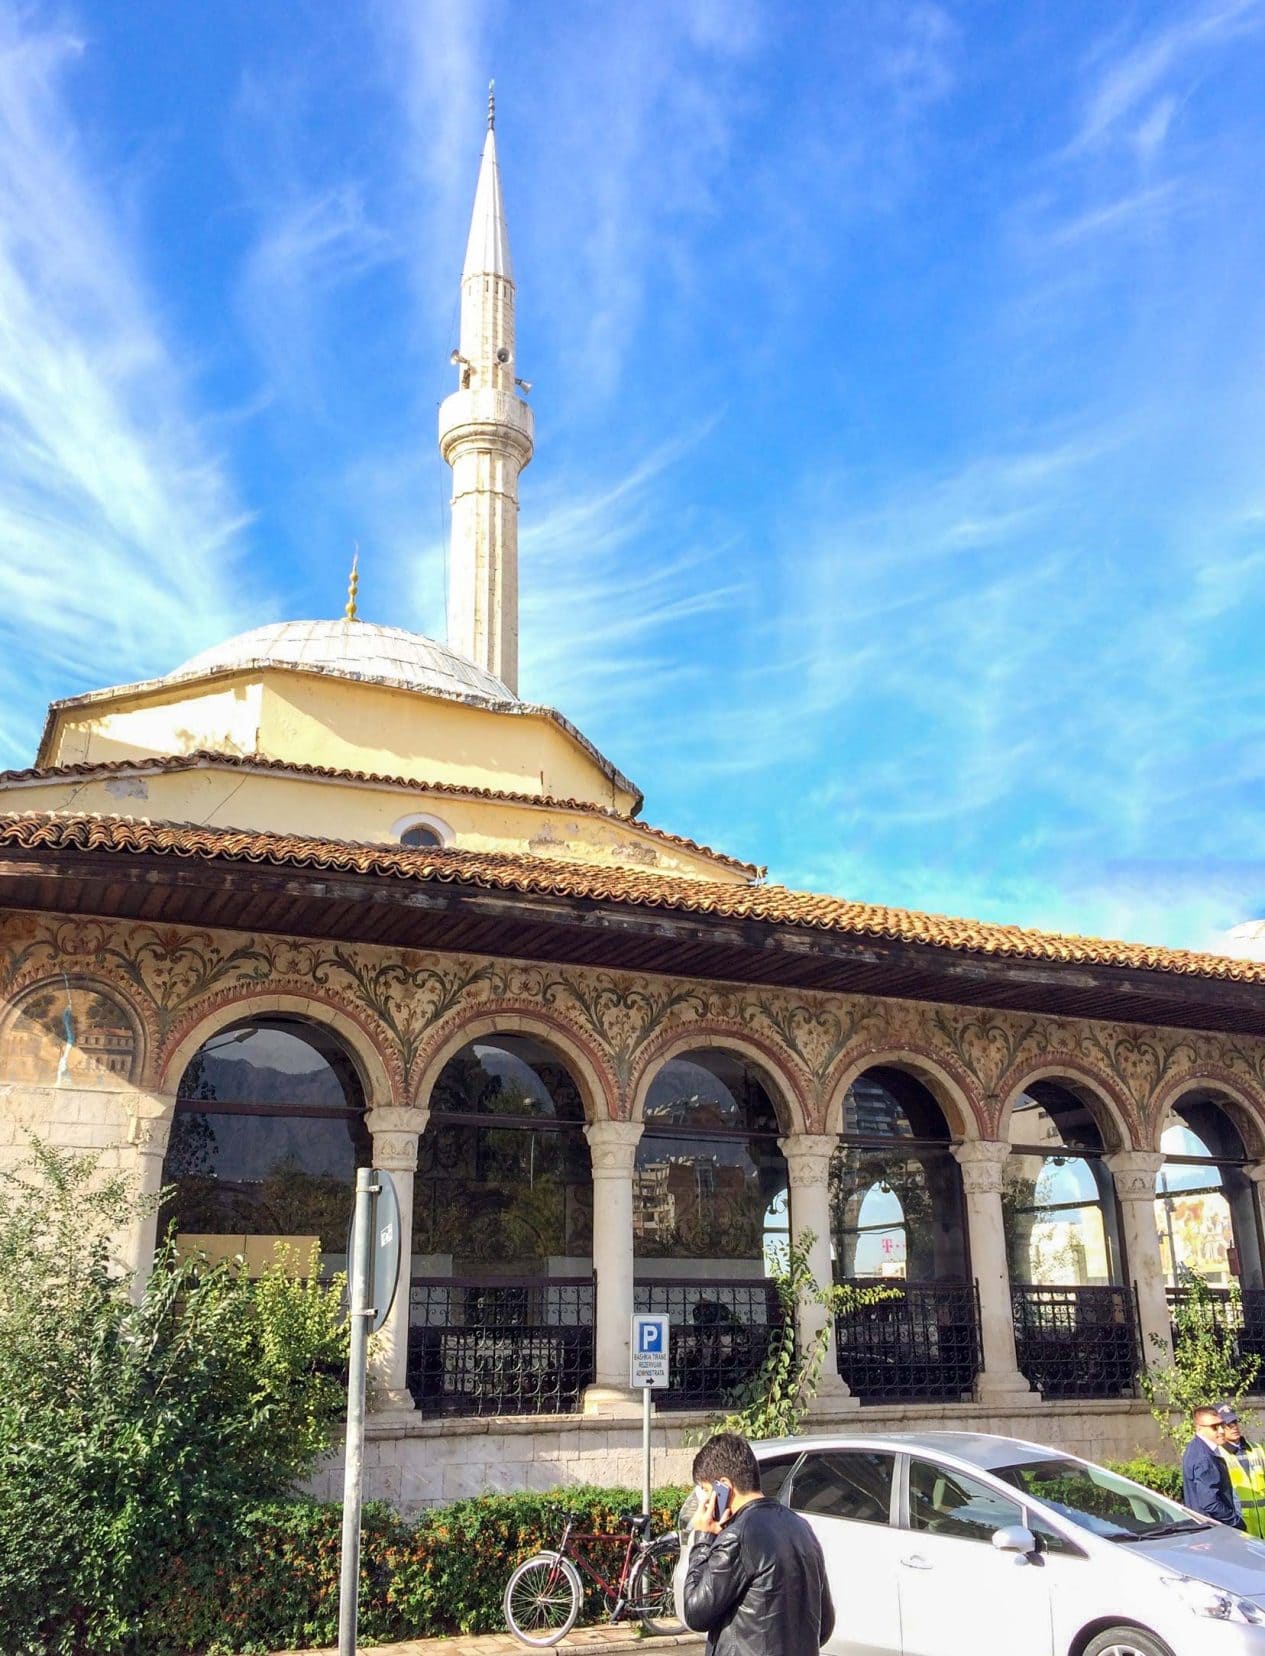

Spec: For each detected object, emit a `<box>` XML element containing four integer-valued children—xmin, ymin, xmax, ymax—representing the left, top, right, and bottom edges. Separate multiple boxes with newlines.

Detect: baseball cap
<box><xmin>1218</xmin><ymin>1405</ymin><xmax>1240</xmax><ymax>1424</ymax></box>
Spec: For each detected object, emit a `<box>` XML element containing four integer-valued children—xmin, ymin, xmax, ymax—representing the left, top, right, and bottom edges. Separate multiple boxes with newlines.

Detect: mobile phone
<box><xmin>694</xmin><ymin>1482</ymin><xmax>731</xmax><ymax>1522</ymax></box>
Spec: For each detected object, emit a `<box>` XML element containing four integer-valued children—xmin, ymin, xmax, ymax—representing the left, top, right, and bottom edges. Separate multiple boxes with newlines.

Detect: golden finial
<box><xmin>488</xmin><ymin>80</ymin><xmax>495</xmax><ymax>130</ymax></box>
<box><xmin>345</xmin><ymin>546</ymin><xmax>360</xmax><ymax>621</ymax></box>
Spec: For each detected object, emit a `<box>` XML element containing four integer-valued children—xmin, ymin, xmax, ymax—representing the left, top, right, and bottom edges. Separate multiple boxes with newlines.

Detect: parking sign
<box><xmin>630</xmin><ymin>1312</ymin><xmax>670</xmax><ymax>1389</ymax></box>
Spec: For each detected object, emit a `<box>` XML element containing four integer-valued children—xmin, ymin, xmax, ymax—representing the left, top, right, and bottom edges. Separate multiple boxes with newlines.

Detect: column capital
<box><xmin>952</xmin><ymin>1139</ymin><xmax>1011</xmax><ymax>1195</ymax></box>
<box><xmin>366</xmin><ymin>1105</ymin><xmax>429</xmax><ymax>1139</ymax></box>
<box><xmin>126</xmin><ymin>1092</ymin><xmax>176</xmax><ymax>1159</ymax></box>
<box><xmin>778</xmin><ymin>1133</ymin><xmax>836</xmax><ymax>1185</ymax></box>
<box><xmin>1243</xmin><ymin>1161</ymin><xmax>1265</xmax><ymax>1187</ymax></box>
<box><xmin>1105</xmin><ymin>1150</ymin><xmax>1164</xmax><ymax>1199</ymax></box>
<box><xmin>585</xmin><ymin>1118</ymin><xmax>643</xmax><ymax>1177</ymax></box>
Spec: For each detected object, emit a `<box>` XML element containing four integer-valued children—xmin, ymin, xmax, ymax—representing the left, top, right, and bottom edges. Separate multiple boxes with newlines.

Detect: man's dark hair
<box><xmin>1193</xmin><ymin>1404</ymin><xmax>1222</xmax><ymax>1425</ymax></box>
<box><xmin>692</xmin><ymin>1432</ymin><xmax>760</xmax><ymax>1494</ymax></box>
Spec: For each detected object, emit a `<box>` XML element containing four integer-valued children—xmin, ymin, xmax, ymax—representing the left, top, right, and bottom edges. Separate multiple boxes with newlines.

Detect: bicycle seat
<box><xmin>619</xmin><ymin>1510</ymin><xmax>653</xmax><ymax>1534</ymax></box>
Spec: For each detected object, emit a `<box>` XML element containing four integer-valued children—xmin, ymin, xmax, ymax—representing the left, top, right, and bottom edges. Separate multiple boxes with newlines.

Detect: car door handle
<box><xmin>899</xmin><ymin>1555</ymin><xmax>932</xmax><ymax>1570</ymax></box>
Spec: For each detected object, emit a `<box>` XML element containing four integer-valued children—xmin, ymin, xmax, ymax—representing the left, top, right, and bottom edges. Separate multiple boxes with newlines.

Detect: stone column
<box><xmin>1242</xmin><ymin>1162</ymin><xmax>1265</xmax><ymax>1289</ymax></box>
<box><xmin>366</xmin><ymin>1109</ymin><xmax>428</xmax><ymax>1415</ymax></box>
<box><xmin>1109</xmin><ymin>1151</ymin><xmax>1173</xmax><ymax>1369</ymax></box>
<box><xmin>124</xmin><ymin>1096</ymin><xmax>175</xmax><ymax>1295</ymax></box>
<box><xmin>953</xmin><ymin>1141</ymin><xmax>1035</xmax><ymax>1401</ymax></box>
<box><xmin>779</xmin><ymin>1134</ymin><xmax>858</xmax><ymax>1411</ymax></box>
<box><xmin>582</xmin><ymin>1119</ymin><xmax>644</xmax><ymax>1418</ymax></box>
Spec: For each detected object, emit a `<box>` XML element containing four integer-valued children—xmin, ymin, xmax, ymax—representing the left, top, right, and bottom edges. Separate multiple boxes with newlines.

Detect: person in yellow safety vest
<box><xmin>1217</xmin><ymin>1404</ymin><xmax>1265</xmax><ymax>1538</ymax></box>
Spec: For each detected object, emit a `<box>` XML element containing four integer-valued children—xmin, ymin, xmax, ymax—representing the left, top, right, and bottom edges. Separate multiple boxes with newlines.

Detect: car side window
<box><xmin>788</xmin><ymin>1451</ymin><xmax>895</xmax><ymax>1524</ymax></box>
<box><xmin>908</xmin><ymin>1460</ymin><xmax>1023</xmax><ymax>1543</ymax></box>
<box><xmin>759</xmin><ymin>1453</ymin><xmax>802</xmax><ymax>1501</ymax></box>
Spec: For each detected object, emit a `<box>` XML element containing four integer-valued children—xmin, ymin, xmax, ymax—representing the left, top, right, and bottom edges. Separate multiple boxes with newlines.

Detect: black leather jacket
<box><xmin>683</xmin><ymin>1496</ymin><xmax>835</xmax><ymax>1656</ymax></box>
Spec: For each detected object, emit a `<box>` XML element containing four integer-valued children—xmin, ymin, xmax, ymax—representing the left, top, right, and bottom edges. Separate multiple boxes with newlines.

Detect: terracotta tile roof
<box><xmin>1</xmin><ymin>809</ymin><xmax>1262</xmax><ymax>986</ymax></box>
<box><xmin>0</xmin><ymin>750</ymin><xmax>760</xmax><ymax>878</ymax></box>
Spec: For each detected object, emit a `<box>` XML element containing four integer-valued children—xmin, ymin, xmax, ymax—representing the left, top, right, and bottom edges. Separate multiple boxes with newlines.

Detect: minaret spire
<box><xmin>438</xmin><ymin>90</ymin><xmax>533</xmax><ymax>695</ymax></box>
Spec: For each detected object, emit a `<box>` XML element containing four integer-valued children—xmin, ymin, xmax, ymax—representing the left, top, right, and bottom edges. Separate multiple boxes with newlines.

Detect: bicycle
<box><xmin>503</xmin><ymin>1508</ymin><xmax>683</xmax><ymax>1647</ymax></box>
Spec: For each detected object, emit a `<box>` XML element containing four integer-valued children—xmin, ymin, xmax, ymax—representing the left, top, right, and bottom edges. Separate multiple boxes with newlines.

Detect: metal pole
<box><xmin>339</xmin><ymin>1166</ymin><xmax>376</xmax><ymax>1656</ymax></box>
<box><xmin>642</xmin><ymin>1384</ymin><xmax>652</xmax><ymax>1516</ymax></box>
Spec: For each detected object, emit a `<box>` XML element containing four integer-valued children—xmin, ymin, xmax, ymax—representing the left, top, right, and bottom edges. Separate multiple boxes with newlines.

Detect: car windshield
<box><xmin>994</xmin><ymin>1458</ymin><xmax>1208</xmax><ymax>1541</ymax></box>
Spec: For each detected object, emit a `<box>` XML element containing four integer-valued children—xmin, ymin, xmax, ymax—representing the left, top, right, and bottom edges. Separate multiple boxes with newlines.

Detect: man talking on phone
<box><xmin>683</xmin><ymin>1432</ymin><xmax>834</xmax><ymax>1656</ymax></box>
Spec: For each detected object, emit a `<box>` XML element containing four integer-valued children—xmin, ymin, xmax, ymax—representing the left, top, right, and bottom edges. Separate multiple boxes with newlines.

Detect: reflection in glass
<box><xmin>1155</xmin><ymin>1099</ymin><xmax>1261</xmax><ymax>1289</ymax></box>
<box><xmin>162</xmin><ymin>1018</ymin><xmax>369</xmax><ymax>1269</ymax></box>
<box><xmin>634</xmin><ymin>1051</ymin><xmax>788</xmax><ymax>1270</ymax></box>
<box><xmin>1003</xmin><ymin>1085</ymin><xmax>1118</xmax><ymax>1286</ymax></box>
<box><xmin>415</xmin><ymin>1035</ymin><xmax>592</xmax><ymax>1270</ymax></box>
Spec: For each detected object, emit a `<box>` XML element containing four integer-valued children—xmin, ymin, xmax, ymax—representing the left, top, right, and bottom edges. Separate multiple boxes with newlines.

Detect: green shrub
<box><xmin>139</xmin><ymin>1485</ymin><xmax>692</xmax><ymax>1654</ymax></box>
<box><xmin>0</xmin><ymin>1143</ymin><xmax>348</xmax><ymax>1656</ymax></box>
<box><xmin>1139</xmin><ymin>1268</ymin><xmax>1260</xmax><ymax>1454</ymax></box>
<box><xmin>1105</xmin><ymin>1455</ymin><xmax>1183</xmax><ymax>1502</ymax></box>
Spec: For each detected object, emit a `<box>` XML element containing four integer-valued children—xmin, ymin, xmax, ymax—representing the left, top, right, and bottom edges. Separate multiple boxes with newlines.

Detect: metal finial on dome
<box><xmin>345</xmin><ymin>547</ymin><xmax>360</xmax><ymax>622</ymax></box>
<box><xmin>488</xmin><ymin>80</ymin><xmax>495</xmax><ymax>130</ymax></box>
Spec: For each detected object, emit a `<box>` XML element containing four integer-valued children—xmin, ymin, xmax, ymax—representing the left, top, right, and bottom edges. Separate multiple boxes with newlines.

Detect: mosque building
<box><xmin>5</xmin><ymin>99</ymin><xmax>1265</xmax><ymax>1500</ymax></box>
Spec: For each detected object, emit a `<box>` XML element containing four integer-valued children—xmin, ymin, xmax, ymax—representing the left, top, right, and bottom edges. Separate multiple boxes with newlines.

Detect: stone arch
<box><xmin>1149</xmin><ymin>1070</ymin><xmax>1265</xmax><ymax>1158</ymax></box>
<box><xmin>411</xmin><ymin>1005</ymin><xmax>617</xmax><ymax>1125</ymax></box>
<box><xmin>159</xmin><ymin>991</ymin><xmax>397</xmax><ymax>1110</ymax></box>
<box><xmin>0</xmin><ymin>973</ymin><xmax>147</xmax><ymax>1090</ymax></box>
<box><xmin>823</xmin><ymin>1045</ymin><xmax>983</xmax><ymax>1141</ymax></box>
<box><xmin>628</xmin><ymin>1026</ymin><xmax>807</xmax><ymax>1135</ymax></box>
<box><xmin>995</xmin><ymin>1059</ymin><xmax>1136</xmax><ymax>1152</ymax></box>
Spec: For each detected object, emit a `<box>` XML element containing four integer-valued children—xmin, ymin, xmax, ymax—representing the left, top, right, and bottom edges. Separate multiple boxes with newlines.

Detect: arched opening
<box><xmin>409</xmin><ymin>1034</ymin><xmax>594</xmax><ymax>1416</ymax></box>
<box><xmin>633</xmin><ymin>1048</ymin><xmax>790</xmax><ymax>1410</ymax></box>
<box><xmin>1005</xmin><ymin>1082</ymin><xmax>1136</xmax><ymax>1399</ymax></box>
<box><xmin>1156</xmin><ymin>1092</ymin><xmax>1265</xmax><ymax>1368</ymax></box>
<box><xmin>830</xmin><ymin>1066</ymin><xmax>978</xmax><ymax>1401</ymax></box>
<box><xmin>161</xmin><ymin>1016</ymin><xmax>369</xmax><ymax>1278</ymax></box>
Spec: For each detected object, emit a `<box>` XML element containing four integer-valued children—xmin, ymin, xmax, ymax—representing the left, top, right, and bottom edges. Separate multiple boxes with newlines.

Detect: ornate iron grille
<box><xmin>1168</xmin><ymin>1286</ymin><xmax>1265</xmax><ymax>1368</ymax></box>
<box><xmin>634</xmin><ymin>1279</ymin><xmax>785</xmax><ymax>1411</ymax></box>
<box><xmin>834</xmin><ymin>1280</ymin><xmax>980</xmax><ymax>1402</ymax></box>
<box><xmin>1012</xmin><ymin>1285</ymin><xmax>1139</xmax><ymax>1398</ymax></box>
<box><xmin>408</xmin><ymin>1277</ymin><xmax>594</xmax><ymax>1417</ymax></box>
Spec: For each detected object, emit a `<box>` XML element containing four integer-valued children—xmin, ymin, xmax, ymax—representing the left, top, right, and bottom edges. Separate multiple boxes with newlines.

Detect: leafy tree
<box><xmin>1139</xmin><ymin>1266</ymin><xmax>1260</xmax><ymax>1454</ymax></box>
<box><xmin>0</xmin><ymin>1141</ymin><xmax>348</xmax><ymax>1655</ymax></box>
<box><xmin>690</xmin><ymin>1232</ymin><xmax>896</xmax><ymax>1442</ymax></box>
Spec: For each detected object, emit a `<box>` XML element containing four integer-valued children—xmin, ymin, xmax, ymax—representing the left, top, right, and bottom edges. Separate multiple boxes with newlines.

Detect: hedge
<box><xmin>139</xmin><ymin>1484</ymin><xmax>690</xmax><ymax>1656</ymax></box>
<box><xmin>97</xmin><ymin>1456</ymin><xmax>1191</xmax><ymax>1654</ymax></box>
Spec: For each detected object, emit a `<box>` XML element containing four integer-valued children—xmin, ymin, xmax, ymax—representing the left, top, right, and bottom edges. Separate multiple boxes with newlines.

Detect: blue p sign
<box><xmin>637</xmin><ymin>1320</ymin><xmax>663</xmax><ymax>1353</ymax></box>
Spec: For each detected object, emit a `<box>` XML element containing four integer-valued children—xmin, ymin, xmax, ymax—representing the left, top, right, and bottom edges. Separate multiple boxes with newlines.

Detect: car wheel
<box><xmin>1082</xmin><ymin>1628</ymin><xmax>1174</xmax><ymax>1656</ymax></box>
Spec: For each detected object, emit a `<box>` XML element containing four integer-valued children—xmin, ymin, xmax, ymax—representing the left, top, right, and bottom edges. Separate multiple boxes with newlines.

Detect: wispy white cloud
<box><xmin>0</xmin><ymin>8</ymin><xmax>258</xmax><ymax>764</ymax></box>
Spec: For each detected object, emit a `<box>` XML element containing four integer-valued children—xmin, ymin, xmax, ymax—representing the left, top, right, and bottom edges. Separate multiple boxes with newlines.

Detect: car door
<box><xmin>785</xmin><ymin>1448</ymin><xmax>903</xmax><ymax>1656</ymax></box>
<box><xmin>895</xmin><ymin>1457</ymin><xmax>1054</xmax><ymax>1656</ymax></box>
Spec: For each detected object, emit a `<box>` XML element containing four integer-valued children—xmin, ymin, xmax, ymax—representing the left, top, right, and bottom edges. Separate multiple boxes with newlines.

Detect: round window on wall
<box><xmin>394</xmin><ymin>813</ymin><xmax>451</xmax><ymax>850</ymax></box>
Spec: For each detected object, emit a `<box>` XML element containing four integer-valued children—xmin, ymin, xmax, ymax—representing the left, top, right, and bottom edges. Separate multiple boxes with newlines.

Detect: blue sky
<box><xmin>1</xmin><ymin>1</ymin><xmax>1265</xmax><ymax>953</ymax></box>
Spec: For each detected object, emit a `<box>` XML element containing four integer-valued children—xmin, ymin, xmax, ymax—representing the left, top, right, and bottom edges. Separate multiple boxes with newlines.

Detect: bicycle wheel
<box><xmin>629</xmin><ymin>1534</ymin><xmax>684</xmax><ymax>1636</ymax></box>
<box><xmin>504</xmin><ymin>1551</ymin><xmax>583</xmax><ymax>1647</ymax></box>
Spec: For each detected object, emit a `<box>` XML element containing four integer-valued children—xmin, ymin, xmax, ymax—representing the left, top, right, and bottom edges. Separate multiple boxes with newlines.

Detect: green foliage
<box><xmin>1105</xmin><ymin>1455</ymin><xmax>1184</xmax><ymax>1501</ymax></box>
<box><xmin>0</xmin><ymin>1142</ymin><xmax>348</xmax><ymax>1656</ymax></box>
<box><xmin>691</xmin><ymin>1232</ymin><xmax>897</xmax><ymax>1442</ymax></box>
<box><xmin>139</xmin><ymin>1486</ymin><xmax>691</xmax><ymax>1654</ymax></box>
<box><xmin>1138</xmin><ymin>1268</ymin><xmax>1260</xmax><ymax>1454</ymax></box>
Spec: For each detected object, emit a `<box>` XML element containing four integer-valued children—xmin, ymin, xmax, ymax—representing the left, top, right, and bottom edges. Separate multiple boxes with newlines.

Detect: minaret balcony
<box><xmin>438</xmin><ymin>387</ymin><xmax>534</xmax><ymax>463</ymax></box>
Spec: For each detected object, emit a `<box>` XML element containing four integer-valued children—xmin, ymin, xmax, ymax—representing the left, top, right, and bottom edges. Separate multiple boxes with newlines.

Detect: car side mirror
<box><xmin>992</xmin><ymin>1524</ymin><xmax>1036</xmax><ymax>1562</ymax></box>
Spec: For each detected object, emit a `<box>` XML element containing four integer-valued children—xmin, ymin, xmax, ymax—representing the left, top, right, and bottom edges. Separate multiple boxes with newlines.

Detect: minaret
<box><xmin>439</xmin><ymin>84</ymin><xmax>534</xmax><ymax>695</ymax></box>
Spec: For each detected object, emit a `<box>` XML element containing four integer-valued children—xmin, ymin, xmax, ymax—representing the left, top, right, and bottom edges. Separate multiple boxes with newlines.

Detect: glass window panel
<box><xmin>177</xmin><ymin>1020</ymin><xmax>361</xmax><ymax>1110</ymax></box>
<box><xmin>994</xmin><ymin>1457</ymin><xmax>1187</xmax><ymax>1539</ymax></box>
<box><xmin>789</xmin><ymin>1451</ymin><xmax>895</xmax><ymax>1524</ymax></box>
<box><xmin>908</xmin><ymin>1461</ymin><xmax>1023</xmax><ymax>1542</ymax></box>
<box><xmin>831</xmin><ymin>1144</ymin><xmax>967</xmax><ymax>1282</ymax></box>
<box><xmin>1155</xmin><ymin>1098</ymin><xmax>1261</xmax><ymax>1289</ymax></box>
<box><xmin>430</xmin><ymin>1035</ymin><xmax>585</xmax><ymax>1121</ymax></box>
<box><xmin>842</xmin><ymin>1067</ymin><xmax>949</xmax><ymax>1141</ymax></box>
<box><xmin>1007</xmin><ymin>1083</ymin><xmax>1105</xmax><ymax>1155</ymax></box>
<box><xmin>1155</xmin><ymin>1187</ymin><xmax>1235</xmax><ymax>1287</ymax></box>
<box><xmin>1004</xmin><ymin>1153</ymin><xmax>1114</xmax><ymax>1285</ymax></box>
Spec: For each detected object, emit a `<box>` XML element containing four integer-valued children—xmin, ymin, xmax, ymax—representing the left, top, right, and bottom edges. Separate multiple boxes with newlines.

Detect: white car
<box><xmin>675</xmin><ymin>1431</ymin><xmax>1265</xmax><ymax>1656</ymax></box>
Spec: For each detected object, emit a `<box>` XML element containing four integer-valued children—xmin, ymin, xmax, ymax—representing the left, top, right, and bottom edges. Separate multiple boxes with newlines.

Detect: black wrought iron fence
<box><xmin>1167</xmin><ymin>1286</ymin><xmax>1265</xmax><ymax>1369</ymax></box>
<box><xmin>1012</xmin><ymin>1284</ymin><xmax>1139</xmax><ymax>1398</ymax></box>
<box><xmin>633</xmin><ymin>1278</ymin><xmax>784</xmax><ymax>1411</ymax></box>
<box><xmin>408</xmin><ymin>1276</ymin><xmax>594</xmax><ymax>1416</ymax></box>
<box><xmin>834</xmin><ymin>1280</ymin><xmax>980</xmax><ymax>1402</ymax></box>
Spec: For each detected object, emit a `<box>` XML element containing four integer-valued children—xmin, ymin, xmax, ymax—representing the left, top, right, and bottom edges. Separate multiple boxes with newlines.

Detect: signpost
<box><xmin>338</xmin><ymin>1168</ymin><xmax>400</xmax><ymax>1656</ymax></box>
<box><xmin>630</xmin><ymin>1313</ymin><xmax>670</xmax><ymax>1515</ymax></box>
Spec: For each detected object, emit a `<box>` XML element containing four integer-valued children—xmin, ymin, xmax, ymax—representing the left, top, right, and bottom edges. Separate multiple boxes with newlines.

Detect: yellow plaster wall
<box><xmin>257</xmin><ymin>675</ymin><xmax>634</xmax><ymax>811</ymax></box>
<box><xmin>44</xmin><ymin>677</ymin><xmax>263</xmax><ymax>767</ymax></box>
<box><xmin>2</xmin><ymin>769</ymin><xmax>747</xmax><ymax>881</ymax></box>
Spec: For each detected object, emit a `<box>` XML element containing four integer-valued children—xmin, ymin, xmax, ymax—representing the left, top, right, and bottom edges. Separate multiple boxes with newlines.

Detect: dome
<box><xmin>171</xmin><ymin>619</ymin><xmax>516</xmax><ymax>707</ymax></box>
